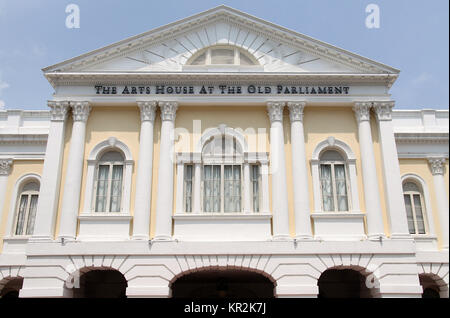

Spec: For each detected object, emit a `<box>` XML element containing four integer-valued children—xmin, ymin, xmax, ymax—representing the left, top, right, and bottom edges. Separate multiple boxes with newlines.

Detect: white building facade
<box><xmin>0</xmin><ymin>6</ymin><xmax>448</xmax><ymax>298</ymax></box>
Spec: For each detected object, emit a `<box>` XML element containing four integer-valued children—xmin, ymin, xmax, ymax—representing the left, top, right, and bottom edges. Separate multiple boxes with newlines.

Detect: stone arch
<box><xmin>418</xmin><ymin>263</ymin><xmax>449</xmax><ymax>298</ymax></box>
<box><xmin>169</xmin><ymin>265</ymin><xmax>276</xmax><ymax>298</ymax></box>
<box><xmin>88</xmin><ymin>137</ymin><xmax>133</xmax><ymax>161</ymax></box>
<box><xmin>196</xmin><ymin>124</ymin><xmax>248</xmax><ymax>154</ymax></box>
<box><xmin>0</xmin><ymin>275</ymin><xmax>24</xmax><ymax>298</ymax></box>
<box><xmin>317</xmin><ymin>264</ymin><xmax>380</xmax><ymax>298</ymax></box>
<box><xmin>64</xmin><ymin>265</ymin><xmax>128</xmax><ymax>298</ymax></box>
<box><xmin>312</xmin><ymin>136</ymin><xmax>356</xmax><ymax>161</ymax></box>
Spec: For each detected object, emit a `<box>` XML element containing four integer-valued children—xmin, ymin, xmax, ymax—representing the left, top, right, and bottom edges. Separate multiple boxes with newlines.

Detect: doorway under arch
<box><xmin>420</xmin><ymin>274</ymin><xmax>444</xmax><ymax>298</ymax></box>
<box><xmin>72</xmin><ymin>269</ymin><xmax>127</xmax><ymax>298</ymax></box>
<box><xmin>318</xmin><ymin>268</ymin><xmax>374</xmax><ymax>298</ymax></box>
<box><xmin>171</xmin><ymin>268</ymin><xmax>275</xmax><ymax>298</ymax></box>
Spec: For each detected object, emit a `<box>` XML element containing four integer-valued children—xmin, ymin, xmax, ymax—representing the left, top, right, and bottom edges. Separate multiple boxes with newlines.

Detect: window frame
<box><xmin>13</xmin><ymin>183</ymin><xmax>39</xmax><ymax>236</ymax></box>
<box><xmin>93</xmin><ymin>155</ymin><xmax>125</xmax><ymax>213</ymax></box>
<box><xmin>186</xmin><ymin>45</ymin><xmax>259</xmax><ymax>67</ymax></box>
<box><xmin>403</xmin><ymin>181</ymin><xmax>429</xmax><ymax>235</ymax></box>
<box><xmin>201</xmin><ymin>163</ymin><xmax>243</xmax><ymax>214</ymax></box>
<box><xmin>82</xmin><ymin>137</ymin><xmax>134</xmax><ymax>216</ymax></box>
<box><xmin>310</xmin><ymin>137</ymin><xmax>361</xmax><ymax>215</ymax></box>
<box><xmin>319</xmin><ymin>159</ymin><xmax>351</xmax><ymax>212</ymax></box>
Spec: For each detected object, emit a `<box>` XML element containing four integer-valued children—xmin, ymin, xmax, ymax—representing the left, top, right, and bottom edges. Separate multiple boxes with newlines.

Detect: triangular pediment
<box><xmin>43</xmin><ymin>6</ymin><xmax>399</xmax><ymax>75</ymax></box>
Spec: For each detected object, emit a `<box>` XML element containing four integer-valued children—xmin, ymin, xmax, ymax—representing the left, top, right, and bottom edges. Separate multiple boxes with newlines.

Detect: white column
<box><xmin>58</xmin><ymin>101</ymin><xmax>91</xmax><ymax>241</ymax></box>
<box><xmin>288</xmin><ymin>102</ymin><xmax>313</xmax><ymax>240</ymax></box>
<box><xmin>353</xmin><ymin>102</ymin><xmax>385</xmax><ymax>240</ymax></box>
<box><xmin>267</xmin><ymin>102</ymin><xmax>290</xmax><ymax>240</ymax></box>
<box><xmin>0</xmin><ymin>159</ymin><xmax>13</xmax><ymax>220</ymax></box>
<box><xmin>428</xmin><ymin>157</ymin><xmax>449</xmax><ymax>250</ymax></box>
<box><xmin>31</xmin><ymin>101</ymin><xmax>69</xmax><ymax>241</ymax></box>
<box><xmin>373</xmin><ymin>101</ymin><xmax>411</xmax><ymax>239</ymax></box>
<box><xmin>132</xmin><ymin>101</ymin><xmax>157</xmax><ymax>240</ymax></box>
<box><xmin>154</xmin><ymin>101</ymin><xmax>178</xmax><ymax>241</ymax></box>
<box><xmin>193</xmin><ymin>159</ymin><xmax>202</xmax><ymax>213</ymax></box>
<box><xmin>243</xmin><ymin>162</ymin><xmax>251</xmax><ymax>213</ymax></box>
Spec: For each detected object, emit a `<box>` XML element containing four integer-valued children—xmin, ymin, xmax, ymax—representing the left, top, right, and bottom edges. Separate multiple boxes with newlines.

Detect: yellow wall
<box><xmin>399</xmin><ymin>159</ymin><xmax>449</xmax><ymax>249</ymax></box>
<box><xmin>13</xmin><ymin>104</ymin><xmax>445</xmax><ymax>242</ymax></box>
<box><xmin>0</xmin><ymin>160</ymin><xmax>44</xmax><ymax>252</ymax></box>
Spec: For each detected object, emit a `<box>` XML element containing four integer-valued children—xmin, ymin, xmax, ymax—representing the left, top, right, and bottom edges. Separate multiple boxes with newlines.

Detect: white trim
<box><xmin>81</xmin><ymin>138</ymin><xmax>134</xmax><ymax>215</ymax></box>
<box><xmin>5</xmin><ymin>173</ymin><xmax>41</xmax><ymax>237</ymax></box>
<box><xmin>173</xmin><ymin>213</ymin><xmax>272</xmax><ymax>220</ymax></box>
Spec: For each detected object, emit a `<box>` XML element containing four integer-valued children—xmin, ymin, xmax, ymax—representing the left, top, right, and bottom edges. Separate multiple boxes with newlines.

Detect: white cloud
<box><xmin>0</xmin><ymin>73</ymin><xmax>9</xmax><ymax>109</ymax></box>
<box><xmin>412</xmin><ymin>72</ymin><xmax>432</xmax><ymax>86</ymax></box>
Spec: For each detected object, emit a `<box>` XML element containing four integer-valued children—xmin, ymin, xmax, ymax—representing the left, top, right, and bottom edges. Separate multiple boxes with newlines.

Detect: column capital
<box><xmin>48</xmin><ymin>101</ymin><xmax>70</xmax><ymax>122</ymax></box>
<box><xmin>428</xmin><ymin>157</ymin><xmax>447</xmax><ymax>175</ymax></box>
<box><xmin>159</xmin><ymin>101</ymin><xmax>178</xmax><ymax>122</ymax></box>
<box><xmin>267</xmin><ymin>101</ymin><xmax>285</xmax><ymax>123</ymax></box>
<box><xmin>287</xmin><ymin>101</ymin><xmax>306</xmax><ymax>122</ymax></box>
<box><xmin>353</xmin><ymin>101</ymin><xmax>372</xmax><ymax>123</ymax></box>
<box><xmin>373</xmin><ymin>101</ymin><xmax>395</xmax><ymax>121</ymax></box>
<box><xmin>0</xmin><ymin>159</ymin><xmax>13</xmax><ymax>176</ymax></box>
<box><xmin>70</xmin><ymin>101</ymin><xmax>91</xmax><ymax>122</ymax></box>
<box><xmin>137</xmin><ymin>101</ymin><xmax>157</xmax><ymax>122</ymax></box>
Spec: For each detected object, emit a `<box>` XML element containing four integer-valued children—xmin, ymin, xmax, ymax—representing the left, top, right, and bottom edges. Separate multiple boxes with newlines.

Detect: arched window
<box><xmin>14</xmin><ymin>181</ymin><xmax>40</xmax><ymax>236</ymax></box>
<box><xmin>402</xmin><ymin>180</ymin><xmax>427</xmax><ymax>234</ymax></box>
<box><xmin>202</xmin><ymin>135</ymin><xmax>244</xmax><ymax>213</ymax></box>
<box><xmin>319</xmin><ymin>150</ymin><xmax>350</xmax><ymax>212</ymax></box>
<box><xmin>187</xmin><ymin>45</ymin><xmax>258</xmax><ymax>66</ymax></box>
<box><xmin>94</xmin><ymin>151</ymin><xmax>124</xmax><ymax>212</ymax></box>
<box><xmin>176</xmin><ymin>125</ymin><xmax>269</xmax><ymax>216</ymax></box>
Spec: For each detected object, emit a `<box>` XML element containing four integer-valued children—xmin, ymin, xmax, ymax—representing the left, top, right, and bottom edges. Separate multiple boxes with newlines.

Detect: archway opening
<box><xmin>0</xmin><ymin>277</ymin><xmax>23</xmax><ymax>299</ymax></box>
<box><xmin>318</xmin><ymin>269</ymin><xmax>372</xmax><ymax>298</ymax></box>
<box><xmin>171</xmin><ymin>269</ymin><xmax>275</xmax><ymax>298</ymax></box>
<box><xmin>420</xmin><ymin>275</ymin><xmax>441</xmax><ymax>298</ymax></box>
<box><xmin>73</xmin><ymin>269</ymin><xmax>127</xmax><ymax>298</ymax></box>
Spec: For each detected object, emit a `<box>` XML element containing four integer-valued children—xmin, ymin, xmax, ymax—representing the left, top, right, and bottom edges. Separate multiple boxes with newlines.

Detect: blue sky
<box><xmin>0</xmin><ymin>0</ymin><xmax>448</xmax><ymax>110</ymax></box>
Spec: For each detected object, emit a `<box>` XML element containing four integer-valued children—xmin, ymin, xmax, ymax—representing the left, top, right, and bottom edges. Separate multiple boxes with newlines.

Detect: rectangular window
<box><xmin>413</xmin><ymin>194</ymin><xmax>426</xmax><ymax>234</ymax></box>
<box><xmin>251</xmin><ymin>165</ymin><xmax>260</xmax><ymax>212</ymax></box>
<box><xmin>203</xmin><ymin>165</ymin><xmax>221</xmax><ymax>212</ymax></box>
<box><xmin>109</xmin><ymin>165</ymin><xmax>123</xmax><ymax>212</ymax></box>
<box><xmin>184</xmin><ymin>165</ymin><xmax>193</xmax><ymax>212</ymax></box>
<box><xmin>320</xmin><ymin>164</ymin><xmax>334</xmax><ymax>211</ymax></box>
<box><xmin>224</xmin><ymin>165</ymin><xmax>241</xmax><ymax>212</ymax></box>
<box><xmin>404</xmin><ymin>194</ymin><xmax>415</xmax><ymax>234</ymax></box>
<box><xmin>334</xmin><ymin>164</ymin><xmax>348</xmax><ymax>211</ymax></box>
<box><xmin>15</xmin><ymin>195</ymin><xmax>28</xmax><ymax>235</ymax></box>
<box><xmin>25</xmin><ymin>195</ymin><xmax>38</xmax><ymax>235</ymax></box>
<box><xmin>95</xmin><ymin>165</ymin><xmax>110</xmax><ymax>212</ymax></box>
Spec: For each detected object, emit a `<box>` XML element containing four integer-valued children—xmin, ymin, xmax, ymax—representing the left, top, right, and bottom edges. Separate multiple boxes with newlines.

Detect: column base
<box><xmin>294</xmin><ymin>234</ymin><xmax>314</xmax><ymax>241</ymax></box>
<box><xmin>152</xmin><ymin>235</ymin><xmax>174</xmax><ymax>242</ymax></box>
<box><xmin>272</xmin><ymin>235</ymin><xmax>292</xmax><ymax>241</ymax></box>
<box><xmin>131</xmin><ymin>235</ymin><xmax>150</xmax><ymax>241</ymax></box>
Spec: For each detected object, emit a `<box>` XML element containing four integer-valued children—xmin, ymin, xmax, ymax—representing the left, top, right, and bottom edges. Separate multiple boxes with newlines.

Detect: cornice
<box><xmin>0</xmin><ymin>134</ymin><xmax>48</xmax><ymax>144</ymax></box>
<box><xmin>395</xmin><ymin>133</ymin><xmax>449</xmax><ymax>144</ymax></box>
<box><xmin>45</xmin><ymin>72</ymin><xmax>397</xmax><ymax>88</ymax></box>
